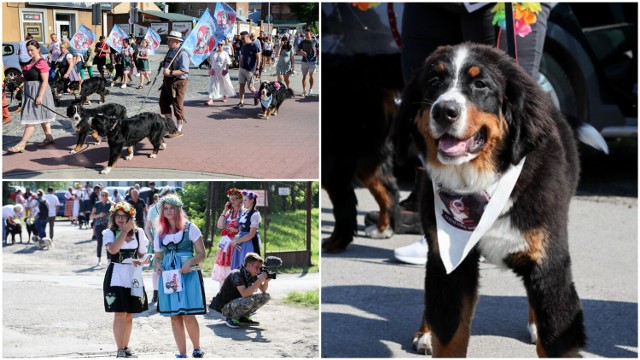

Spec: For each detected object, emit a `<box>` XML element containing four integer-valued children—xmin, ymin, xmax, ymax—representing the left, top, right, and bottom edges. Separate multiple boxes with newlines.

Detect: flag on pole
<box><xmin>70</xmin><ymin>24</ymin><xmax>96</xmax><ymax>56</ymax></box>
<box><xmin>143</xmin><ymin>27</ymin><xmax>161</xmax><ymax>55</ymax></box>
<box><xmin>212</xmin><ymin>2</ymin><xmax>237</xmax><ymax>41</ymax></box>
<box><xmin>106</xmin><ymin>24</ymin><xmax>128</xmax><ymax>53</ymax></box>
<box><xmin>181</xmin><ymin>8</ymin><xmax>218</xmax><ymax>67</ymax></box>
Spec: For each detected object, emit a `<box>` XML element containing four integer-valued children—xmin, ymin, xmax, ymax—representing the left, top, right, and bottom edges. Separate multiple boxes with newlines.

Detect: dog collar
<box><xmin>260</xmin><ymin>94</ymin><xmax>273</xmax><ymax>109</ymax></box>
<box><xmin>433</xmin><ymin>157</ymin><xmax>526</xmax><ymax>274</ymax></box>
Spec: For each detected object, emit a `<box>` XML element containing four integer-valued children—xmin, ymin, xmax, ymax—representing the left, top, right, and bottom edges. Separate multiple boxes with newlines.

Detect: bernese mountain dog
<box><xmin>258</xmin><ymin>81</ymin><xmax>294</xmax><ymax>119</ymax></box>
<box><xmin>91</xmin><ymin>112</ymin><xmax>177</xmax><ymax>174</ymax></box>
<box><xmin>397</xmin><ymin>43</ymin><xmax>586</xmax><ymax>357</ymax></box>
<box><xmin>66</xmin><ymin>103</ymin><xmax>127</xmax><ymax>154</ymax></box>
<box><xmin>69</xmin><ymin>76</ymin><xmax>110</xmax><ymax>105</ymax></box>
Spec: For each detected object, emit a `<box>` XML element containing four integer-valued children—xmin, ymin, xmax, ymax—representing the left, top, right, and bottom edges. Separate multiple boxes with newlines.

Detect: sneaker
<box><xmin>123</xmin><ymin>348</ymin><xmax>137</xmax><ymax>358</ymax></box>
<box><xmin>116</xmin><ymin>349</ymin><xmax>127</xmax><ymax>358</ymax></box>
<box><xmin>225</xmin><ymin>317</ymin><xmax>240</xmax><ymax>329</ymax></box>
<box><xmin>192</xmin><ymin>349</ymin><xmax>204</xmax><ymax>358</ymax></box>
<box><xmin>233</xmin><ymin>103</ymin><xmax>244</xmax><ymax>109</ymax></box>
<box><xmin>253</xmin><ymin>97</ymin><xmax>259</xmax><ymax>106</ymax></box>
<box><xmin>394</xmin><ymin>236</ymin><xmax>429</xmax><ymax>265</ymax></box>
<box><xmin>307</xmin><ymin>88</ymin><xmax>313</xmax><ymax>95</ymax></box>
<box><xmin>121</xmin><ymin>84</ymin><xmax>127</xmax><ymax>89</ymax></box>
<box><xmin>364</xmin><ymin>191</ymin><xmax>422</xmax><ymax>235</ymax></box>
<box><xmin>175</xmin><ymin>354</ymin><xmax>187</xmax><ymax>358</ymax></box>
<box><xmin>239</xmin><ymin>316</ymin><xmax>260</xmax><ymax>326</ymax></box>
<box><xmin>134</xmin><ymin>73</ymin><xmax>140</xmax><ymax>77</ymax></box>
<box><xmin>165</xmin><ymin>130</ymin><xmax>183</xmax><ymax>138</ymax></box>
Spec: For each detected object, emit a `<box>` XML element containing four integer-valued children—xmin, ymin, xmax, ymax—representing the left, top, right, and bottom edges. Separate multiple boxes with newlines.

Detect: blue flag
<box><xmin>143</xmin><ymin>27</ymin><xmax>161</xmax><ymax>55</ymax></box>
<box><xmin>106</xmin><ymin>25</ymin><xmax>128</xmax><ymax>53</ymax></box>
<box><xmin>70</xmin><ymin>24</ymin><xmax>96</xmax><ymax>56</ymax></box>
<box><xmin>181</xmin><ymin>8</ymin><xmax>217</xmax><ymax>67</ymax></box>
<box><xmin>212</xmin><ymin>2</ymin><xmax>237</xmax><ymax>41</ymax></box>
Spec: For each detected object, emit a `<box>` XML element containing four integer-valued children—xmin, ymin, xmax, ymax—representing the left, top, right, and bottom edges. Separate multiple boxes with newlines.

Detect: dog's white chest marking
<box><xmin>477</xmin><ymin>215</ymin><xmax>528</xmax><ymax>267</ymax></box>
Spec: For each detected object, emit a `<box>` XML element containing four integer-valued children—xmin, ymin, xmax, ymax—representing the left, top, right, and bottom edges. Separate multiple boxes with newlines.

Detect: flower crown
<box><xmin>227</xmin><ymin>187</ymin><xmax>242</xmax><ymax>198</ymax></box>
<box><xmin>109</xmin><ymin>202</ymin><xmax>136</xmax><ymax>218</ymax></box>
<box><xmin>242</xmin><ymin>190</ymin><xmax>258</xmax><ymax>200</ymax></box>
<box><xmin>159</xmin><ymin>194</ymin><xmax>184</xmax><ymax>207</ymax></box>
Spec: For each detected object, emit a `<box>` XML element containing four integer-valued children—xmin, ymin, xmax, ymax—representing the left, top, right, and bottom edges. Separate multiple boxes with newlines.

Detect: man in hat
<box><xmin>160</xmin><ymin>31</ymin><xmax>190</xmax><ymax>138</ymax></box>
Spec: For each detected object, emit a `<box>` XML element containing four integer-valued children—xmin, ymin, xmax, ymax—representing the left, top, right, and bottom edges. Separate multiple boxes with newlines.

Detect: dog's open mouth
<box><xmin>437</xmin><ymin>128</ymin><xmax>486</xmax><ymax>158</ymax></box>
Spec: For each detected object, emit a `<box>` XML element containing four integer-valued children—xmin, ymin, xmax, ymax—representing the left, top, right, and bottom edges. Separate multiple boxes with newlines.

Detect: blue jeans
<box><xmin>35</xmin><ymin>217</ymin><xmax>47</xmax><ymax>238</ymax></box>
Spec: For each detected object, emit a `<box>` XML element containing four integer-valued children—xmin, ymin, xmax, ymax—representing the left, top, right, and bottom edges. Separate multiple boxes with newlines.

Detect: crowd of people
<box><xmin>3</xmin><ymin>184</ymin><xmax>272</xmax><ymax>358</ymax></box>
<box><xmin>3</xmin><ymin>27</ymin><xmax>318</xmax><ymax>149</ymax></box>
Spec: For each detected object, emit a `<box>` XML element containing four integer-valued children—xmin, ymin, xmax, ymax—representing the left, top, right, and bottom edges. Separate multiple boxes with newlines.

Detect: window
<box><xmin>3</xmin><ymin>45</ymin><xmax>14</xmax><ymax>56</ymax></box>
<box><xmin>199</xmin><ymin>9</ymin><xmax>204</xmax><ymax>16</ymax></box>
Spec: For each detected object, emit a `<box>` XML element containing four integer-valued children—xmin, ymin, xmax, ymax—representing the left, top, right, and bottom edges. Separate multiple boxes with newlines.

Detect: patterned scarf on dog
<box><xmin>433</xmin><ymin>158</ymin><xmax>525</xmax><ymax>274</ymax></box>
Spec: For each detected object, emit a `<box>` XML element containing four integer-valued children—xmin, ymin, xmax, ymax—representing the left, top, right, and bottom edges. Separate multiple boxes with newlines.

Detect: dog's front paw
<box><xmin>528</xmin><ymin>322</ymin><xmax>538</xmax><ymax>344</ymax></box>
<box><xmin>412</xmin><ymin>332</ymin><xmax>432</xmax><ymax>355</ymax></box>
<box><xmin>125</xmin><ymin>155</ymin><xmax>133</xmax><ymax>161</ymax></box>
<box><xmin>365</xmin><ymin>224</ymin><xmax>394</xmax><ymax>239</ymax></box>
<box><xmin>100</xmin><ymin>167</ymin><xmax>112</xmax><ymax>174</ymax></box>
<box><xmin>149</xmin><ymin>154</ymin><xmax>157</xmax><ymax>159</ymax></box>
<box><xmin>69</xmin><ymin>149</ymin><xmax>77</xmax><ymax>154</ymax></box>
<box><xmin>160</xmin><ymin>143</ymin><xmax>167</xmax><ymax>150</ymax></box>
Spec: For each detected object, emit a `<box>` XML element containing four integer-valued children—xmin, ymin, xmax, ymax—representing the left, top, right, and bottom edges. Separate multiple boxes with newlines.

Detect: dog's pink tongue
<box><xmin>439</xmin><ymin>135</ymin><xmax>469</xmax><ymax>157</ymax></box>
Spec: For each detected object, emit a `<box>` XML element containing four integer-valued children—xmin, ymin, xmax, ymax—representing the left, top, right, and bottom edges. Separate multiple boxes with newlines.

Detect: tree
<box><xmin>288</xmin><ymin>3</ymin><xmax>319</xmax><ymax>31</ymax></box>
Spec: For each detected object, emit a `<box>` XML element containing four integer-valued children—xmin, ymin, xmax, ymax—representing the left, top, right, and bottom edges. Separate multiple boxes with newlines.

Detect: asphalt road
<box><xmin>3</xmin><ymin>46</ymin><xmax>319</xmax><ymax>179</ymax></box>
<box><xmin>3</xmin><ymin>220</ymin><xmax>320</xmax><ymax>358</ymax></box>
<box><xmin>321</xmin><ymin>182</ymin><xmax>638</xmax><ymax>357</ymax></box>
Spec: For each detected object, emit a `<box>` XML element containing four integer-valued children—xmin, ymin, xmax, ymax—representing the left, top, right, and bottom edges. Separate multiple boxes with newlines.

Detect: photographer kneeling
<box><xmin>210</xmin><ymin>252</ymin><xmax>271</xmax><ymax>328</ymax></box>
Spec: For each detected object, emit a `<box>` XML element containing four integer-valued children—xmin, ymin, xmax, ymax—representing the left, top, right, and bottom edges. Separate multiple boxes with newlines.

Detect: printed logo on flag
<box><xmin>213</xmin><ymin>2</ymin><xmax>237</xmax><ymax>40</ymax></box>
<box><xmin>107</xmin><ymin>25</ymin><xmax>128</xmax><ymax>53</ymax></box>
<box><xmin>71</xmin><ymin>25</ymin><xmax>96</xmax><ymax>56</ymax></box>
<box><xmin>144</xmin><ymin>27</ymin><xmax>161</xmax><ymax>55</ymax></box>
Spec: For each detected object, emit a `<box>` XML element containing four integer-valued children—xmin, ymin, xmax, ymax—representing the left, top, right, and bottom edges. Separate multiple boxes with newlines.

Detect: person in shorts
<box><xmin>297</xmin><ymin>28</ymin><xmax>318</xmax><ymax>96</ymax></box>
<box><xmin>234</xmin><ymin>31</ymin><xmax>261</xmax><ymax>109</ymax></box>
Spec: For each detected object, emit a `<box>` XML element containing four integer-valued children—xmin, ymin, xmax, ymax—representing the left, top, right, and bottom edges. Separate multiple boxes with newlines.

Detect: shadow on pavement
<box><xmin>322</xmin><ymin>285</ymin><xmax>637</xmax><ymax>358</ymax></box>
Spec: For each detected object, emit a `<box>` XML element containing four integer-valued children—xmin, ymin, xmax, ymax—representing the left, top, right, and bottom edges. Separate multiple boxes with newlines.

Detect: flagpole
<box><xmin>137</xmin><ymin>39</ymin><xmax>185</xmax><ymax>114</ymax></box>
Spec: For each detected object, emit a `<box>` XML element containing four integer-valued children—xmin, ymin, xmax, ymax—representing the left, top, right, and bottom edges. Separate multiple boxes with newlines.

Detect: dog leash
<box><xmin>20</xmin><ymin>88</ymin><xmax>70</xmax><ymax>120</ymax></box>
<box><xmin>138</xmin><ymin>46</ymin><xmax>185</xmax><ymax>114</ymax></box>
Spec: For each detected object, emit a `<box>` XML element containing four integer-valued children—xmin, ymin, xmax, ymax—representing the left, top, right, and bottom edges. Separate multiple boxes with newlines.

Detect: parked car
<box><xmin>6</xmin><ymin>185</ymin><xmax>26</xmax><ymax>202</ymax></box>
<box><xmin>2</xmin><ymin>42</ymin><xmax>50</xmax><ymax>81</ymax></box>
<box><xmin>54</xmin><ymin>190</ymin><xmax>67</xmax><ymax>217</ymax></box>
<box><xmin>539</xmin><ymin>3</ymin><xmax>636</xmax><ymax>138</ymax></box>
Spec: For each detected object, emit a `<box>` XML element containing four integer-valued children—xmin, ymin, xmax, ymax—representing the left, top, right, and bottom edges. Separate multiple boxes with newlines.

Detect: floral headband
<box><xmin>110</xmin><ymin>202</ymin><xmax>136</xmax><ymax>218</ymax></box>
<box><xmin>242</xmin><ymin>190</ymin><xmax>258</xmax><ymax>200</ymax></box>
<box><xmin>227</xmin><ymin>187</ymin><xmax>242</xmax><ymax>198</ymax></box>
<box><xmin>159</xmin><ymin>195</ymin><xmax>184</xmax><ymax>207</ymax></box>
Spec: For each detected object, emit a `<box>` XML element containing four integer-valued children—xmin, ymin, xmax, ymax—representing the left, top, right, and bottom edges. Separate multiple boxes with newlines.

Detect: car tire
<box><xmin>539</xmin><ymin>52</ymin><xmax>579</xmax><ymax>119</ymax></box>
<box><xmin>4</xmin><ymin>68</ymin><xmax>21</xmax><ymax>82</ymax></box>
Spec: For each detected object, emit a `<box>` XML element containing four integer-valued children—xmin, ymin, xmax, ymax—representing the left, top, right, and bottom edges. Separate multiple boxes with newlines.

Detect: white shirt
<box><xmin>43</xmin><ymin>194</ymin><xmax>60</xmax><ymax>217</ymax></box>
<box><xmin>154</xmin><ymin>222</ymin><xmax>202</xmax><ymax>252</ymax></box>
<box><xmin>103</xmin><ymin>228</ymin><xmax>149</xmax><ymax>252</ymax></box>
<box><xmin>3</xmin><ymin>205</ymin><xmax>16</xmax><ymax>220</ymax></box>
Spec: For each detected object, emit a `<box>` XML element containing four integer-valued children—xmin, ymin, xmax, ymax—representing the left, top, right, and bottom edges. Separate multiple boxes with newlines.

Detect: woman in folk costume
<box><xmin>212</xmin><ymin>187</ymin><xmax>242</xmax><ymax>283</ymax></box>
<box><xmin>153</xmin><ymin>194</ymin><xmax>206</xmax><ymax>358</ymax></box>
<box><xmin>102</xmin><ymin>202</ymin><xmax>150</xmax><ymax>358</ymax></box>
<box><xmin>230</xmin><ymin>190</ymin><xmax>262</xmax><ymax>269</ymax></box>
<box><xmin>206</xmin><ymin>42</ymin><xmax>236</xmax><ymax>104</ymax></box>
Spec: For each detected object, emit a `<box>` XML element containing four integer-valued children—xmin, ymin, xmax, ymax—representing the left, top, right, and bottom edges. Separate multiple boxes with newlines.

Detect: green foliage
<box><xmin>283</xmin><ymin>290</ymin><xmax>319</xmax><ymax>309</ymax></box>
<box><xmin>288</xmin><ymin>3</ymin><xmax>319</xmax><ymax>30</ymax></box>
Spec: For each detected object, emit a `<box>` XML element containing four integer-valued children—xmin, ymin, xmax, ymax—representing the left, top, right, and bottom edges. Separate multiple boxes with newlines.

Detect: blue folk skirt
<box><xmin>157</xmin><ymin>252</ymin><xmax>206</xmax><ymax>316</ymax></box>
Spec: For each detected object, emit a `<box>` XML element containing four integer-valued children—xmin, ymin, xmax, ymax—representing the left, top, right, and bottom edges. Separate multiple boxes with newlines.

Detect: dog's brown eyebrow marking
<box><xmin>436</xmin><ymin>63</ymin><xmax>446</xmax><ymax>73</ymax></box>
<box><xmin>468</xmin><ymin>66</ymin><xmax>481</xmax><ymax>78</ymax></box>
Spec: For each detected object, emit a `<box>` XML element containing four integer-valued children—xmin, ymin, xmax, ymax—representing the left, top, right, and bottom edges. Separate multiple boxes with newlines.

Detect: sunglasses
<box><xmin>115</xmin><ymin>214</ymin><xmax>128</xmax><ymax>220</ymax></box>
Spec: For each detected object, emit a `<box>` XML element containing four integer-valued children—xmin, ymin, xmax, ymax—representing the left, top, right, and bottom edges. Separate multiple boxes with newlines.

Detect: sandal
<box><xmin>7</xmin><ymin>145</ymin><xmax>25</xmax><ymax>153</ymax></box>
<box><xmin>136</xmin><ymin>85</ymin><xmax>143</xmax><ymax>89</ymax></box>
<box><xmin>38</xmin><ymin>137</ymin><xmax>54</xmax><ymax>147</ymax></box>
<box><xmin>233</xmin><ymin>103</ymin><xmax>244</xmax><ymax>109</ymax></box>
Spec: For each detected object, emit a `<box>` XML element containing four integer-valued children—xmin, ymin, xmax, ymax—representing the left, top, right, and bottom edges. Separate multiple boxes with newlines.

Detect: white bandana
<box><xmin>433</xmin><ymin>158</ymin><xmax>526</xmax><ymax>274</ymax></box>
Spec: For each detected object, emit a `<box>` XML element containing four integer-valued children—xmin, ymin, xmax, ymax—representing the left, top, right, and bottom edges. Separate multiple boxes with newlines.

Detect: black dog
<box><xmin>24</xmin><ymin>217</ymin><xmax>36</xmax><ymax>243</ymax></box>
<box><xmin>69</xmin><ymin>77</ymin><xmax>110</xmax><ymax>105</ymax></box>
<box><xmin>66</xmin><ymin>103</ymin><xmax>127</xmax><ymax>154</ymax></box>
<box><xmin>258</xmin><ymin>81</ymin><xmax>294</xmax><ymax>119</ymax></box>
<box><xmin>77</xmin><ymin>212</ymin><xmax>89</xmax><ymax>229</ymax></box>
<box><xmin>321</xmin><ymin>53</ymin><xmax>404</xmax><ymax>252</ymax></box>
<box><xmin>4</xmin><ymin>220</ymin><xmax>22</xmax><ymax>244</ymax></box>
<box><xmin>4</xmin><ymin>76</ymin><xmax>24</xmax><ymax>113</ymax></box>
<box><xmin>49</xmin><ymin>74</ymin><xmax>65</xmax><ymax>107</ymax></box>
<box><xmin>91</xmin><ymin>112</ymin><xmax>177</xmax><ymax>174</ymax></box>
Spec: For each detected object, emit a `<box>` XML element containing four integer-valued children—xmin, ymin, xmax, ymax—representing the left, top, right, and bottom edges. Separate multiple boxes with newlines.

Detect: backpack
<box><xmin>37</xmin><ymin>198</ymin><xmax>49</xmax><ymax>219</ymax></box>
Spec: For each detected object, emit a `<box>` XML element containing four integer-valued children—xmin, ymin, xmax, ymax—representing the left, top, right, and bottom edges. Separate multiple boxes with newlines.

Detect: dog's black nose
<box><xmin>432</xmin><ymin>100</ymin><xmax>461</xmax><ymax>126</ymax></box>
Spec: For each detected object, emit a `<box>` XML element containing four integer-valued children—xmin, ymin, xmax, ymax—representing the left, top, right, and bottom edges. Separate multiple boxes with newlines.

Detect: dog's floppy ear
<box><xmin>502</xmin><ymin>58</ymin><xmax>551</xmax><ymax>165</ymax></box>
<box><xmin>392</xmin><ymin>69</ymin><xmax>424</xmax><ymax>166</ymax></box>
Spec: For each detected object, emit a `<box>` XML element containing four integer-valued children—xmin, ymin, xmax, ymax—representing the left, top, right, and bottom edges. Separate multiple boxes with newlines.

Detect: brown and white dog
<box><xmin>396</xmin><ymin>43</ymin><xmax>587</xmax><ymax>357</ymax></box>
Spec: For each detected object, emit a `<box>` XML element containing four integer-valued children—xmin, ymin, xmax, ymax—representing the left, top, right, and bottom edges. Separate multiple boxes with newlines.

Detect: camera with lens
<box><xmin>258</xmin><ymin>256</ymin><xmax>283</xmax><ymax>280</ymax></box>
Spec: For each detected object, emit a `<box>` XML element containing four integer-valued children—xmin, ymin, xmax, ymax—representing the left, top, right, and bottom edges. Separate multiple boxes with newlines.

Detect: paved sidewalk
<box><xmin>3</xmin><ymin>58</ymin><xmax>319</xmax><ymax>179</ymax></box>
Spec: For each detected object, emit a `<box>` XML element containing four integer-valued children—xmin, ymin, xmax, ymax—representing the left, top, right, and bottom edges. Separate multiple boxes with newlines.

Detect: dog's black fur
<box><xmin>24</xmin><ymin>217</ymin><xmax>36</xmax><ymax>243</ymax></box>
<box><xmin>4</xmin><ymin>76</ymin><xmax>24</xmax><ymax>112</ymax></box>
<box><xmin>69</xmin><ymin>77</ymin><xmax>110</xmax><ymax>105</ymax></box>
<box><xmin>258</xmin><ymin>81</ymin><xmax>294</xmax><ymax>119</ymax></box>
<box><xmin>66</xmin><ymin>103</ymin><xmax>127</xmax><ymax>154</ymax></box>
<box><xmin>321</xmin><ymin>54</ymin><xmax>404</xmax><ymax>252</ymax></box>
<box><xmin>77</xmin><ymin>212</ymin><xmax>89</xmax><ymax>229</ymax></box>
<box><xmin>400</xmin><ymin>43</ymin><xmax>585</xmax><ymax>357</ymax></box>
<box><xmin>49</xmin><ymin>74</ymin><xmax>65</xmax><ymax>107</ymax></box>
<box><xmin>4</xmin><ymin>220</ymin><xmax>22</xmax><ymax>244</ymax></box>
<box><xmin>91</xmin><ymin>112</ymin><xmax>177</xmax><ymax>174</ymax></box>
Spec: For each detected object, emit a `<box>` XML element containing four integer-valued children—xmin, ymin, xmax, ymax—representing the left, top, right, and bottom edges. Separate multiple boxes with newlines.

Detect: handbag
<box><xmin>208</xmin><ymin>69</ymin><xmax>216</xmax><ymax>76</ymax></box>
